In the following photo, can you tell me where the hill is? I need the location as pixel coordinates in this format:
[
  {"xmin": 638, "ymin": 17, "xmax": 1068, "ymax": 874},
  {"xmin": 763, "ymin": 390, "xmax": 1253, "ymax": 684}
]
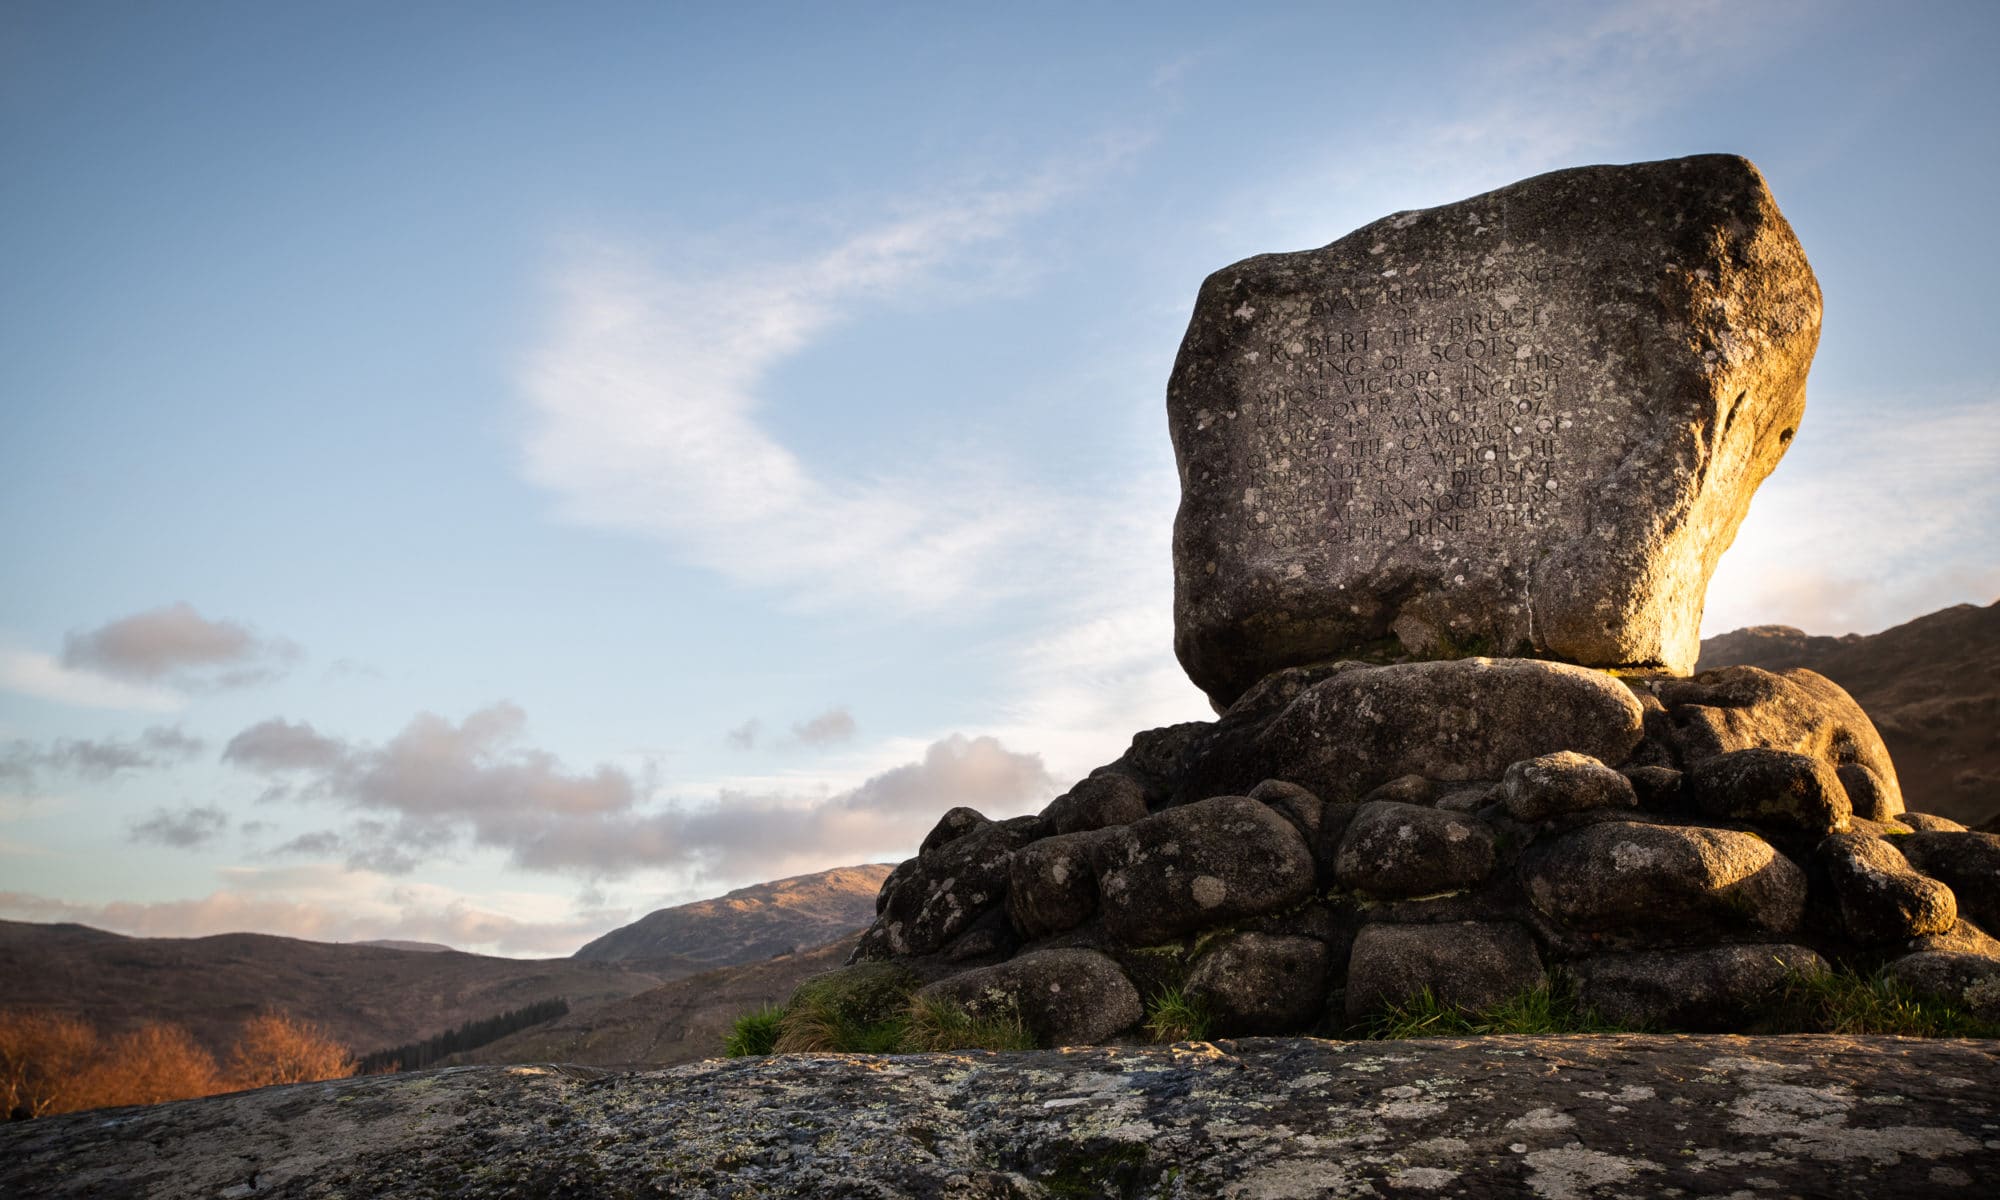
[
  {"xmin": 0, "ymin": 921, "xmax": 661, "ymax": 1060},
  {"xmin": 570, "ymin": 863, "xmax": 891, "ymax": 975},
  {"xmin": 451, "ymin": 935, "xmax": 858, "ymax": 1068},
  {"xmin": 1698, "ymin": 599, "xmax": 2000, "ymax": 826}
]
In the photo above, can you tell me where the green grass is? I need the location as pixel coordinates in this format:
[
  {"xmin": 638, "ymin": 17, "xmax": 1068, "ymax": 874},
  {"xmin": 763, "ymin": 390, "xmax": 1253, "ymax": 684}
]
[
  {"xmin": 722, "ymin": 1005, "xmax": 785, "ymax": 1057},
  {"xmin": 1765, "ymin": 967, "xmax": 2000, "ymax": 1037},
  {"xmin": 898, "ymin": 994, "xmax": 1036, "ymax": 1052},
  {"xmin": 1359, "ymin": 981, "xmax": 1628, "ymax": 1039},
  {"xmin": 1142, "ymin": 987, "xmax": 1212, "ymax": 1043}
]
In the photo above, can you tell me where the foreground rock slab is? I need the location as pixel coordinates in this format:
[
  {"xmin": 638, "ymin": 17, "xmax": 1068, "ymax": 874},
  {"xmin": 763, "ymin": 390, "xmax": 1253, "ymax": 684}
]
[{"xmin": 4, "ymin": 1037, "xmax": 1995, "ymax": 1198}]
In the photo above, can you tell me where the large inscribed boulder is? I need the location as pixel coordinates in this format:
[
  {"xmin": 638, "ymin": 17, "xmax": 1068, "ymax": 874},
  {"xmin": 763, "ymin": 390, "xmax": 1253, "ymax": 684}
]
[{"xmin": 1169, "ymin": 154, "xmax": 1821, "ymax": 706}]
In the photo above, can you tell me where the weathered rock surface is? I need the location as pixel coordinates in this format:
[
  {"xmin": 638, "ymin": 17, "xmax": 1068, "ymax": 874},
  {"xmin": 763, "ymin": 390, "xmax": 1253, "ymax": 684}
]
[
  {"xmin": 1097, "ymin": 796, "xmax": 1315, "ymax": 943},
  {"xmin": 1168, "ymin": 154, "xmax": 1821, "ymax": 706},
  {"xmin": 1502, "ymin": 749, "xmax": 1636, "ymax": 821},
  {"xmin": 1897, "ymin": 831, "xmax": 2000, "ymax": 933},
  {"xmin": 1653, "ymin": 665, "xmax": 1904, "ymax": 815},
  {"xmin": 1574, "ymin": 943, "xmax": 1826, "ymax": 1030},
  {"xmin": 15, "ymin": 1037, "xmax": 1991, "ymax": 1199},
  {"xmin": 917, "ymin": 948, "xmax": 1141, "ymax": 1046},
  {"xmin": 1819, "ymin": 832, "xmax": 1957, "ymax": 945},
  {"xmin": 1689, "ymin": 746, "xmax": 1853, "ymax": 834},
  {"xmin": 1185, "ymin": 931, "xmax": 1329, "ymax": 1034},
  {"xmin": 1343, "ymin": 921, "xmax": 1544, "ymax": 1018},
  {"xmin": 1332, "ymin": 800, "xmax": 1496, "ymax": 897},
  {"xmin": 1239, "ymin": 657, "xmax": 1646, "ymax": 800},
  {"xmin": 1524, "ymin": 821, "xmax": 1806, "ymax": 935}
]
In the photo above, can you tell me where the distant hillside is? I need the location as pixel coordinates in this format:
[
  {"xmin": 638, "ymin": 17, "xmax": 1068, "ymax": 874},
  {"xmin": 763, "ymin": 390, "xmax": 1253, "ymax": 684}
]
[
  {"xmin": 352, "ymin": 939, "xmax": 454, "ymax": 953},
  {"xmin": 1698, "ymin": 599, "xmax": 2000, "ymax": 826},
  {"xmin": 0, "ymin": 921, "xmax": 661, "ymax": 1060},
  {"xmin": 572, "ymin": 864, "xmax": 892, "ymax": 975},
  {"xmin": 453, "ymin": 935, "xmax": 857, "ymax": 1069}
]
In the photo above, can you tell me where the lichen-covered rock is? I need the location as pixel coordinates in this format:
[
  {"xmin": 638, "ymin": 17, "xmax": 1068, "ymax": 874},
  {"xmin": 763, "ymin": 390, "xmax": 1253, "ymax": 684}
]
[
  {"xmin": 1246, "ymin": 777, "xmax": 1324, "ymax": 841},
  {"xmin": 1343, "ymin": 921, "xmax": 1544, "ymax": 1019},
  {"xmin": 6, "ymin": 1037, "xmax": 1997, "ymax": 1199},
  {"xmin": 855, "ymin": 816, "xmax": 1038, "ymax": 959},
  {"xmin": 1501, "ymin": 750, "xmax": 1637, "ymax": 822},
  {"xmin": 1895, "ymin": 831, "xmax": 2000, "ymax": 933},
  {"xmin": 1185, "ymin": 931, "xmax": 1330, "ymax": 1035},
  {"xmin": 1689, "ymin": 746, "xmax": 1853, "ymax": 834},
  {"xmin": 1332, "ymin": 801, "xmax": 1496, "ymax": 898},
  {"xmin": 1818, "ymin": 832, "xmax": 1957, "ymax": 945},
  {"xmin": 1885, "ymin": 951, "xmax": 2000, "ymax": 1020},
  {"xmin": 1245, "ymin": 658, "xmax": 1646, "ymax": 801},
  {"xmin": 1654, "ymin": 666, "xmax": 1902, "ymax": 816},
  {"xmin": 1523, "ymin": 821, "xmax": 1806, "ymax": 935},
  {"xmin": 1621, "ymin": 763, "xmax": 1686, "ymax": 810},
  {"xmin": 919, "ymin": 805, "xmax": 989, "ymax": 855},
  {"xmin": 1005, "ymin": 829, "xmax": 1113, "ymax": 938},
  {"xmin": 916, "ymin": 948, "xmax": 1141, "ymax": 1046},
  {"xmin": 1837, "ymin": 763, "xmax": 1898, "ymax": 823},
  {"xmin": 1091, "ymin": 722, "xmax": 1210, "ymax": 801},
  {"xmin": 1098, "ymin": 796, "xmax": 1315, "ymax": 944},
  {"xmin": 1169, "ymin": 155, "xmax": 1820, "ymax": 707},
  {"xmin": 1900, "ymin": 813, "xmax": 1969, "ymax": 833},
  {"xmin": 1041, "ymin": 772, "xmax": 1149, "ymax": 836},
  {"xmin": 1574, "ymin": 944, "xmax": 1826, "ymax": 1030}
]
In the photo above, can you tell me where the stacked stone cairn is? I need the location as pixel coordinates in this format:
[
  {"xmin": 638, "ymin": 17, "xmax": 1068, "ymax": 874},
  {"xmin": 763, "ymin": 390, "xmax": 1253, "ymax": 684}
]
[{"xmin": 829, "ymin": 155, "xmax": 2000, "ymax": 1044}]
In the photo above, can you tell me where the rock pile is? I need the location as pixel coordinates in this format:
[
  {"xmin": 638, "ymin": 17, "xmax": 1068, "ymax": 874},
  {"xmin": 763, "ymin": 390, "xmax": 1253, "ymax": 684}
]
[
  {"xmin": 826, "ymin": 156, "xmax": 2000, "ymax": 1043},
  {"xmin": 849, "ymin": 657, "xmax": 1999, "ymax": 1040}
]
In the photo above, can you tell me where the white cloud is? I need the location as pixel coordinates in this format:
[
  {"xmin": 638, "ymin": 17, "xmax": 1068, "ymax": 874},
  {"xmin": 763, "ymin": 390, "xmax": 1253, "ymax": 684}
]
[{"xmin": 0, "ymin": 648, "xmax": 186, "ymax": 712}]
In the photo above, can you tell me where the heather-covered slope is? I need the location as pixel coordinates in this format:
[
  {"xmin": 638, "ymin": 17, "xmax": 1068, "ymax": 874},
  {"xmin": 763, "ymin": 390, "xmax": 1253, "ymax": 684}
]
[
  {"xmin": 0, "ymin": 921, "xmax": 660, "ymax": 1059},
  {"xmin": 571, "ymin": 864, "xmax": 891, "ymax": 974}
]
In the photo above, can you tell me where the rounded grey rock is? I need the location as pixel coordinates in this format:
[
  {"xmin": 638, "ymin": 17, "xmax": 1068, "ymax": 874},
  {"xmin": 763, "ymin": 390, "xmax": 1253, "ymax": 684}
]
[
  {"xmin": 1574, "ymin": 944, "xmax": 1826, "ymax": 1031},
  {"xmin": 1098, "ymin": 796, "xmax": 1315, "ymax": 945},
  {"xmin": 1501, "ymin": 750, "xmax": 1637, "ymax": 822},
  {"xmin": 917, "ymin": 947, "xmax": 1142, "ymax": 1047},
  {"xmin": 1343, "ymin": 921, "xmax": 1544, "ymax": 1020},
  {"xmin": 1522, "ymin": 821, "xmax": 1806, "ymax": 935},
  {"xmin": 1186, "ymin": 931, "xmax": 1330, "ymax": 1035},
  {"xmin": 1332, "ymin": 801, "xmax": 1496, "ymax": 898}
]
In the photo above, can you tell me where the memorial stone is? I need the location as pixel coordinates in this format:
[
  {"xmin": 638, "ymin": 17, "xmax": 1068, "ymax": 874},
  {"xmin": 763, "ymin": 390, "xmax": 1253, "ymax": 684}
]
[{"xmin": 1168, "ymin": 154, "xmax": 1821, "ymax": 707}]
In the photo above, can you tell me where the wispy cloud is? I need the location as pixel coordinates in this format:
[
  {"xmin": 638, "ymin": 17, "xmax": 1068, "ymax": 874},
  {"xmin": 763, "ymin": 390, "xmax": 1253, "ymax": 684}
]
[
  {"xmin": 0, "ymin": 725, "xmax": 205, "ymax": 792},
  {"xmin": 789, "ymin": 707, "xmax": 856, "ymax": 748},
  {"xmin": 129, "ymin": 804, "xmax": 230, "ymax": 849},
  {"xmin": 518, "ymin": 150, "xmax": 1156, "ymax": 615},
  {"xmin": 226, "ymin": 703, "xmax": 1053, "ymax": 883}
]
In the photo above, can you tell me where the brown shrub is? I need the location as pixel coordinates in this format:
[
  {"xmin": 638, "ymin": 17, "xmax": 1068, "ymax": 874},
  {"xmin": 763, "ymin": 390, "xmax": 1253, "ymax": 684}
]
[
  {"xmin": 228, "ymin": 1010, "xmax": 356, "ymax": 1088},
  {"xmin": 0, "ymin": 1010, "xmax": 99, "ymax": 1118},
  {"xmin": 75, "ymin": 1022, "xmax": 220, "ymax": 1109}
]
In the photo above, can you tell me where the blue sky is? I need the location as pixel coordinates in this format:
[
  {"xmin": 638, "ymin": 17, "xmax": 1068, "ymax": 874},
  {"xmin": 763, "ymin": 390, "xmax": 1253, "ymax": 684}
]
[{"xmin": 3, "ymin": 1, "xmax": 1995, "ymax": 955}]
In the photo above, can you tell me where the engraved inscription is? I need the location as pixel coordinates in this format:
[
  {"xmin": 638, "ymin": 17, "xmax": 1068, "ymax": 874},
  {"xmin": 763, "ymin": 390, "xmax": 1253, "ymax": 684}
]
[{"xmin": 1243, "ymin": 264, "xmax": 1584, "ymax": 550}]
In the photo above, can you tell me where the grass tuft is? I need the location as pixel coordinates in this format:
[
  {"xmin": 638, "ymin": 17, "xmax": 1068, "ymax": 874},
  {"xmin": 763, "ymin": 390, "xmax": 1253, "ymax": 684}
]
[
  {"xmin": 1360, "ymin": 980, "xmax": 1627, "ymax": 1039},
  {"xmin": 1766, "ymin": 967, "xmax": 2000, "ymax": 1037},
  {"xmin": 1142, "ymin": 987, "xmax": 1212, "ymax": 1043},
  {"xmin": 898, "ymin": 994, "xmax": 1035, "ymax": 1052},
  {"xmin": 722, "ymin": 1005, "xmax": 785, "ymax": 1057}
]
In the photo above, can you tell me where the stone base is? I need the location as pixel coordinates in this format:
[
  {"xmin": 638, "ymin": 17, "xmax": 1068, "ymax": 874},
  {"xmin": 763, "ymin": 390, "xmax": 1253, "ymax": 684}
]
[{"xmin": 845, "ymin": 659, "xmax": 1999, "ymax": 1039}]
